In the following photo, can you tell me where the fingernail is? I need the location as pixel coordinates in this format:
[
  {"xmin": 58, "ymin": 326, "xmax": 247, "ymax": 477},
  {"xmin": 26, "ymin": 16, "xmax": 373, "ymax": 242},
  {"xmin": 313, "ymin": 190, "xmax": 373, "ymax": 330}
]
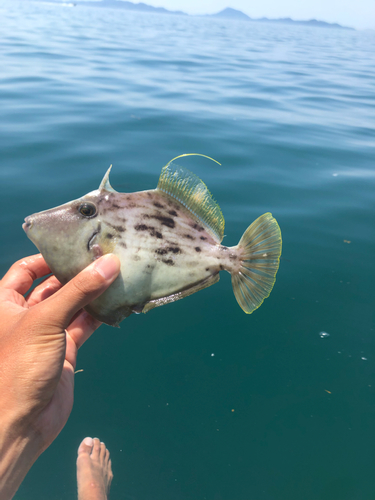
[
  {"xmin": 84, "ymin": 437, "xmax": 93, "ymax": 446},
  {"xmin": 93, "ymin": 254, "xmax": 120, "ymax": 280}
]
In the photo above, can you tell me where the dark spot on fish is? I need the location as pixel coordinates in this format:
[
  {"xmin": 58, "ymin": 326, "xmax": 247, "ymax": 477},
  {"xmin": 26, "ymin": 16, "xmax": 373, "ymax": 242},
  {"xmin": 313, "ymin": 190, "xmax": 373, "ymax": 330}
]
[
  {"xmin": 134, "ymin": 223, "xmax": 163, "ymax": 239},
  {"xmin": 147, "ymin": 192, "xmax": 152, "ymax": 198},
  {"xmin": 229, "ymin": 253, "xmax": 237, "ymax": 261},
  {"xmin": 153, "ymin": 201, "xmax": 165, "ymax": 209},
  {"xmin": 219, "ymin": 264, "xmax": 224, "ymax": 270},
  {"xmin": 168, "ymin": 246, "xmax": 181, "ymax": 254},
  {"xmin": 162, "ymin": 258, "xmax": 174, "ymax": 266},
  {"xmin": 106, "ymin": 233, "xmax": 113, "ymax": 239},
  {"xmin": 184, "ymin": 234, "xmax": 195, "ymax": 240},
  {"xmin": 205, "ymin": 268, "xmax": 209, "ymax": 272},
  {"xmin": 128, "ymin": 202, "xmax": 136, "ymax": 208},
  {"xmin": 149, "ymin": 227, "xmax": 162, "ymax": 239},
  {"xmin": 221, "ymin": 246, "xmax": 229, "ymax": 251},
  {"xmin": 168, "ymin": 210, "xmax": 178, "ymax": 217},
  {"xmin": 145, "ymin": 264, "xmax": 154, "ymax": 274},
  {"xmin": 200, "ymin": 236, "xmax": 207, "ymax": 241},
  {"xmin": 126, "ymin": 196, "xmax": 131, "ymax": 200},
  {"xmin": 135, "ymin": 224, "xmax": 148, "ymax": 231},
  {"xmin": 192, "ymin": 223, "xmax": 204, "ymax": 232},
  {"xmin": 195, "ymin": 247, "xmax": 201, "ymax": 252},
  {"xmin": 119, "ymin": 241, "xmax": 127, "ymax": 248},
  {"xmin": 133, "ymin": 255, "xmax": 141, "ymax": 261},
  {"xmin": 151, "ymin": 215, "xmax": 175, "ymax": 228},
  {"xmin": 112, "ymin": 203, "xmax": 121, "ymax": 209},
  {"xmin": 108, "ymin": 223, "xmax": 125, "ymax": 232},
  {"xmin": 156, "ymin": 246, "xmax": 181, "ymax": 255}
]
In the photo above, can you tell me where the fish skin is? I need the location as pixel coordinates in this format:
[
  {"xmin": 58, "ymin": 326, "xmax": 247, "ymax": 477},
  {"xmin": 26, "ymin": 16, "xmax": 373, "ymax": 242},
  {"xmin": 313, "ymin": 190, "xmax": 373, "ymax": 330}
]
[{"xmin": 23, "ymin": 186, "xmax": 240, "ymax": 326}]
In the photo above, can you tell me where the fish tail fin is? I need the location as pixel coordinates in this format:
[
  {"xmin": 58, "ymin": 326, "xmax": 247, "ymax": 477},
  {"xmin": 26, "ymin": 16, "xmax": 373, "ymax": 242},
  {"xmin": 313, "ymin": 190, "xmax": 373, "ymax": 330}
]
[{"xmin": 231, "ymin": 213, "xmax": 282, "ymax": 314}]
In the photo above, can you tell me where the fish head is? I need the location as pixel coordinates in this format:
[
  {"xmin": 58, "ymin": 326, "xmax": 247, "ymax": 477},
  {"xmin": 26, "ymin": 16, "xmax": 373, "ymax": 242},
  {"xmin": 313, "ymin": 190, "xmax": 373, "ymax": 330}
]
[{"xmin": 23, "ymin": 168, "xmax": 118, "ymax": 285}]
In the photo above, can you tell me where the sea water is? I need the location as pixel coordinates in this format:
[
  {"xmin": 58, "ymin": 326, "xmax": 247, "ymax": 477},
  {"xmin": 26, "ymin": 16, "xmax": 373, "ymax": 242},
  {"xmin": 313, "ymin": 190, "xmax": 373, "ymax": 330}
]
[{"xmin": 1, "ymin": 1, "xmax": 374, "ymax": 499}]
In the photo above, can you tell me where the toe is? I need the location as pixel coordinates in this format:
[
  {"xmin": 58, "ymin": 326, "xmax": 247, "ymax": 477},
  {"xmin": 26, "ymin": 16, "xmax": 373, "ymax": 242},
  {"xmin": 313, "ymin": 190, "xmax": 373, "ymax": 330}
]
[
  {"xmin": 91, "ymin": 437, "xmax": 101, "ymax": 460},
  {"xmin": 104, "ymin": 448, "xmax": 110, "ymax": 466},
  {"xmin": 108, "ymin": 459, "xmax": 114, "ymax": 488},
  {"xmin": 99, "ymin": 441, "xmax": 106, "ymax": 463},
  {"xmin": 77, "ymin": 437, "xmax": 94, "ymax": 457}
]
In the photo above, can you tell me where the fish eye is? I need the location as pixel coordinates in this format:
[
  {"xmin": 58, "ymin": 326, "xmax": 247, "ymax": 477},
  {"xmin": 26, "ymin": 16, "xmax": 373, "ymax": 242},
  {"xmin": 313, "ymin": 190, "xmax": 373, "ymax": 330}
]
[{"xmin": 79, "ymin": 203, "xmax": 97, "ymax": 218}]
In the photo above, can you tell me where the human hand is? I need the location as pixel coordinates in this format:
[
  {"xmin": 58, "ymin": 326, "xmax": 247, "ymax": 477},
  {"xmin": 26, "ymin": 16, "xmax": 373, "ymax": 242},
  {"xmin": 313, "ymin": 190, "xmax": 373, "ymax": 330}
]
[{"xmin": 0, "ymin": 253, "xmax": 120, "ymax": 499}]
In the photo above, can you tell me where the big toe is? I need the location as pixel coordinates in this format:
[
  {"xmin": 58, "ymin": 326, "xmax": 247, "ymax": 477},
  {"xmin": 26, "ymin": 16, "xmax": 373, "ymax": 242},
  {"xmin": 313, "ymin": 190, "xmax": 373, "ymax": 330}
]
[{"xmin": 77, "ymin": 437, "xmax": 94, "ymax": 457}]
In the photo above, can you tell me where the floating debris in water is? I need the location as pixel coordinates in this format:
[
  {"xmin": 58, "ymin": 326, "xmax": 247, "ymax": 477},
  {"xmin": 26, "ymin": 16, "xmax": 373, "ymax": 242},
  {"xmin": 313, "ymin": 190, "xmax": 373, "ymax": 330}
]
[
  {"xmin": 361, "ymin": 357, "xmax": 367, "ymax": 361},
  {"xmin": 319, "ymin": 331, "xmax": 330, "ymax": 338}
]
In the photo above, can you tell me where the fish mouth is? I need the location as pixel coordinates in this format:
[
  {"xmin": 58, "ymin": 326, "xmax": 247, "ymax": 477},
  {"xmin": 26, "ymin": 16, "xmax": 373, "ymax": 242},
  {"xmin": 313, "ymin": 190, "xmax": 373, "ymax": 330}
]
[{"xmin": 23, "ymin": 217, "xmax": 33, "ymax": 232}]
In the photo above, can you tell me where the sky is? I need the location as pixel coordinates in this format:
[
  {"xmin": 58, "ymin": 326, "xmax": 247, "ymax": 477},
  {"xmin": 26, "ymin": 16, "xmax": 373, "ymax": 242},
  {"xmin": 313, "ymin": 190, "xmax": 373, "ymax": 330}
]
[{"xmin": 121, "ymin": 0, "xmax": 375, "ymax": 30}]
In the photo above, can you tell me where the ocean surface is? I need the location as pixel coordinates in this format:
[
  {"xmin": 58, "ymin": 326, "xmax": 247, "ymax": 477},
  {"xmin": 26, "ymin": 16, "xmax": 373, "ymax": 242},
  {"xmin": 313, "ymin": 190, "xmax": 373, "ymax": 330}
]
[{"xmin": 1, "ymin": 2, "xmax": 375, "ymax": 499}]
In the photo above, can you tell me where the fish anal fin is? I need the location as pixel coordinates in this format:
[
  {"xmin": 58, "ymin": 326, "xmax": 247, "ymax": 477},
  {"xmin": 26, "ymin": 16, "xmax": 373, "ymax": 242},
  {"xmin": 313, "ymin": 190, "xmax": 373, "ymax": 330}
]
[
  {"xmin": 142, "ymin": 273, "xmax": 220, "ymax": 313},
  {"xmin": 156, "ymin": 156, "xmax": 225, "ymax": 243}
]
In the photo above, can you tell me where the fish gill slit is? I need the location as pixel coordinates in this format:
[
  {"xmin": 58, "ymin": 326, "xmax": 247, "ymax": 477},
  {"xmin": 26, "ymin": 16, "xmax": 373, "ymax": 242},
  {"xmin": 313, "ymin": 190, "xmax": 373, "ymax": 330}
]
[{"xmin": 87, "ymin": 230, "xmax": 100, "ymax": 251}]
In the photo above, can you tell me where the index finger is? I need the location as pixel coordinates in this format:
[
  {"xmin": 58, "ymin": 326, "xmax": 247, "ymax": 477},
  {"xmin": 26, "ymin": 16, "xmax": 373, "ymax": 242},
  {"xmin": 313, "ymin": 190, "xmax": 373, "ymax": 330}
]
[{"xmin": 0, "ymin": 254, "xmax": 52, "ymax": 295}]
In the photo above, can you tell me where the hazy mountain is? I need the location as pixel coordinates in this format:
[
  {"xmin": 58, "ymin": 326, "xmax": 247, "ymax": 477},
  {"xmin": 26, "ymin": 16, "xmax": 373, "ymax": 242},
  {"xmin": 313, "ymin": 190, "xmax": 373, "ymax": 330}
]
[
  {"xmin": 76, "ymin": 0, "xmax": 186, "ymax": 15},
  {"xmin": 210, "ymin": 7, "xmax": 353, "ymax": 30},
  {"xmin": 255, "ymin": 16, "xmax": 353, "ymax": 30},
  {"xmin": 210, "ymin": 7, "xmax": 250, "ymax": 21},
  {"xmin": 28, "ymin": 0, "xmax": 354, "ymax": 30}
]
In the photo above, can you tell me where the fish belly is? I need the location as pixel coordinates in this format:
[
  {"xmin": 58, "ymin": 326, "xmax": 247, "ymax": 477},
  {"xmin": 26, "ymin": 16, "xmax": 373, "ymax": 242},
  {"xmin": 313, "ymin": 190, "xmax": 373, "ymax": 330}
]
[{"xmin": 115, "ymin": 226, "xmax": 220, "ymax": 306}]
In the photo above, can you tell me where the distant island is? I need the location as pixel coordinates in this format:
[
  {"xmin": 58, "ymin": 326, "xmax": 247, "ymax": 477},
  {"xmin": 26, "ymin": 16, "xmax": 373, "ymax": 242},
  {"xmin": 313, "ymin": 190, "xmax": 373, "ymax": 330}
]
[
  {"xmin": 30, "ymin": 0, "xmax": 355, "ymax": 30},
  {"xmin": 211, "ymin": 7, "xmax": 354, "ymax": 30}
]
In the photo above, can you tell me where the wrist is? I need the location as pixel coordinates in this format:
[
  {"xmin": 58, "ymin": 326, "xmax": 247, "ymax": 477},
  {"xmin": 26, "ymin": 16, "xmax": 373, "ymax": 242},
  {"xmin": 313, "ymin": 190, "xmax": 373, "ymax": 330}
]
[{"xmin": 0, "ymin": 414, "xmax": 42, "ymax": 500}]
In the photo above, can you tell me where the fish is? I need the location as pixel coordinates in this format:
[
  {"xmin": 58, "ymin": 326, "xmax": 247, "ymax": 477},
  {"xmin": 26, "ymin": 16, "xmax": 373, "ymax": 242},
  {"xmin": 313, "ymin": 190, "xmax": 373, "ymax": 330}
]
[{"xmin": 23, "ymin": 155, "xmax": 282, "ymax": 327}]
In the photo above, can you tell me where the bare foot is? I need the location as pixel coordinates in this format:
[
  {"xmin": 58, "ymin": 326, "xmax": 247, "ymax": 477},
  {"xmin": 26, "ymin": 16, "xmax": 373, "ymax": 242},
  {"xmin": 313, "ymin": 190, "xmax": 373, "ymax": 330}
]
[{"xmin": 76, "ymin": 437, "xmax": 113, "ymax": 500}]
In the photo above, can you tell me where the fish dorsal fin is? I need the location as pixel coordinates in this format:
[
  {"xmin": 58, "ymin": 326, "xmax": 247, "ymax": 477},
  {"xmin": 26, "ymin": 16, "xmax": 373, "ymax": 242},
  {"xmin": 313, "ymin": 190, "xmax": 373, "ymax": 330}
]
[
  {"xmin": 157, "ymin": 155, "xmax": 225, "ymax": 243},
  {"xmin": 99, "ymin": 165, "xmax": 117, "ymax": 193}
]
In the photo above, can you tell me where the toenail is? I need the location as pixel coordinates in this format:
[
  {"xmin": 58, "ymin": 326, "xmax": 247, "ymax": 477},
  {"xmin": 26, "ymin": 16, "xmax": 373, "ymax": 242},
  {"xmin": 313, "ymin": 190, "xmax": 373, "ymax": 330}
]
[{"xmin": 83, "ymin": 437, "xmax": 93, "ymax": 446}]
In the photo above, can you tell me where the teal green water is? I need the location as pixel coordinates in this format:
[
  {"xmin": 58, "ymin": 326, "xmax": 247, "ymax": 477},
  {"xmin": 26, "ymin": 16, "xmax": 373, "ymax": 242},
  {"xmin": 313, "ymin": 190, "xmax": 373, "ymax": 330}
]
[{"xmin": 1, "ymin": 1, "xmax": 375, "ymax": 499}]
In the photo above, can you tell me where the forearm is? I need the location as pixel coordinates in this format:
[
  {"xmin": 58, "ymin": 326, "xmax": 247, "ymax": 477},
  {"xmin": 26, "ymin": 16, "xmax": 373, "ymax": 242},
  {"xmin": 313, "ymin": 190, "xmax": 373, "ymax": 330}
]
[{"xmin": 0, "ymin": 416, "xmax": 41, "ymax": 500}]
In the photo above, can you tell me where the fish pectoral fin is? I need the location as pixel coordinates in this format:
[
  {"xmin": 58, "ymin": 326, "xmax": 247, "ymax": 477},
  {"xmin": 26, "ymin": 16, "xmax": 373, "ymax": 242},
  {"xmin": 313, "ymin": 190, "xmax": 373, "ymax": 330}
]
[{"xmin": 142, "ymin": 273, "xmax": 220, "ymax": 314}]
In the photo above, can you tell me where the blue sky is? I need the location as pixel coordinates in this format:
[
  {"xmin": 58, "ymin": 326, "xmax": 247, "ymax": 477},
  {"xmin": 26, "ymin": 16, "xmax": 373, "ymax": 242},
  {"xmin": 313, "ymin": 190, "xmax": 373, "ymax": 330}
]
[{"xmin": 126, "ymin": 0, "xmax": 374, "ymax": 30}]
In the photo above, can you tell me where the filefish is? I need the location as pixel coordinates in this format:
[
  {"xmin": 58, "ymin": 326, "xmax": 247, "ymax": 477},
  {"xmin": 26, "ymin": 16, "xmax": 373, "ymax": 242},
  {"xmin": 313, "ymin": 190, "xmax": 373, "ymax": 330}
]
[{"xmin": 23, "ymin": 155, "xmax": 282, "ymax": 326}]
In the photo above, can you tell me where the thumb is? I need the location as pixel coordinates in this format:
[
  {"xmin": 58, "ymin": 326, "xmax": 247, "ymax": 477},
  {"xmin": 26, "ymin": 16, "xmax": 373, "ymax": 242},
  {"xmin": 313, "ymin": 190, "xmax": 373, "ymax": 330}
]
[{"xmin": 39, "ymin": 254, "xmax": 121, "ymax": 329}]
